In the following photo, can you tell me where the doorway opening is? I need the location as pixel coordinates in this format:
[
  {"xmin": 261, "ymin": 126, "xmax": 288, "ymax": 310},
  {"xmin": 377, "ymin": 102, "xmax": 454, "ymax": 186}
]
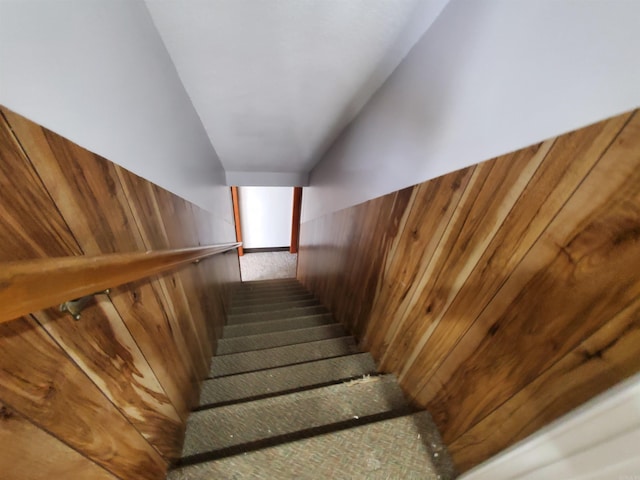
[{"xmin": 231, "ymin": 186, "xmax": 302, "ymax": 281}]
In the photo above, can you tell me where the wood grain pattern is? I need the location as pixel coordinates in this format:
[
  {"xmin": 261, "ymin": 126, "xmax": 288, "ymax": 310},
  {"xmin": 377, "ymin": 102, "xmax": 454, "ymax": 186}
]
[
  {"xmin": 0, "ymin": 243, "xmax": 240, "ymax": 326},
  {"xmin": 0, "ymin": 111, "xmax": 81, "ymax": 260},
  {"xmin": 34, "ymin": 297, "xmax": 185, "ymax": 459},
  {"xmin": 297, "ymin": 109, "xmax": 640, "ymax": 472},
  {"xmin": 290, "ymin": 187, "xmax": 302, "ymax": 254},
  {"xmin": 448, "ymin": 295, "xmax": 640, "ymax": 471},
  {"xmin": 0, "ymin": 317, "xmax": 167, "ymax": 479},
  {"xmin": 0, "ymin": 401, "xmax": 117, "ymax": 480},
  {"xmin": 0, "ymin": 106, "xmax": 240, "ymax": 477}
]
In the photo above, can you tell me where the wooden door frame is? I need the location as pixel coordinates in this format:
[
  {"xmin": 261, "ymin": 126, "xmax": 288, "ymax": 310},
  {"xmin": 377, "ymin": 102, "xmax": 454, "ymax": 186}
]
[
  {"xmin": 230, "ymin": 186, "xmax": 244, "ymax": 256},
  {"xmin": 290, "ymin": 187, "xmax": 302, "ymax": 254}
]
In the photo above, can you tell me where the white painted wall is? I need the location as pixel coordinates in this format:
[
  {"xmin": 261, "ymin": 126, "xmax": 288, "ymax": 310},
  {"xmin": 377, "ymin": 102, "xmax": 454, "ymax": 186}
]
[
  {"xmin": 461, "ymin": 373, "xmax": 640, "ymax": 480},
  {"xmin": 303, "ymin": 0, "xmax": 640, "ymax": 221},
  {"xmin": 145, "ymin": 0, "xmax": 449, "ymax": 187},
  {"xmin": 239, "ymin": 187, "xmax": 293, "ymax": 249},
  {"xmin": 0, "ymin": 0, "xmax": 231, "ymax": 225}
]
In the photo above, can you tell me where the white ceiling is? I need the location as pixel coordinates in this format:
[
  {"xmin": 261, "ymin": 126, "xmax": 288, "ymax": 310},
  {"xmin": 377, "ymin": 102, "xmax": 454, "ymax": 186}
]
[{"xmin": 144, "ymin": 0, "xmax": 442, "ymax": 185}]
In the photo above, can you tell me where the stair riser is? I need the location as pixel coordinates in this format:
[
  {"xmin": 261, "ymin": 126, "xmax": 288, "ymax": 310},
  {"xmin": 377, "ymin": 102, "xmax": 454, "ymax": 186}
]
[
  {"xmin": 230, "ymin": 298, "xmax": 320, "ymax": 315},
  {"xmin": 237, "ymin": 278, "xmax": 300, "ymax": 286},
  {"xmin": 222, "ymin": 314, "xmax": 333, "ymax": 338},
  {"xmin": 226, "ymin": 305, "xmax": 328, "ymax": 325},
  {"xmin": 232, "ymin": 288, "xmax": 309, "ymax": 303},
  {"xmin": 217, "ymin": 323, "xmax": 346, "ymax": 355},
  {"xmin": 199, "ymin": 353, "xmax": 376, "ymax": 406},
  {"xmin": 231, "ymin": 292, "xmax": 313, "ymax": 307},
  {"xmin": 209, "ymin": 337, "xmax": 359, "ymax": 377},
  {"xmin": 183, "ymin": 376, "xmax": 407, "ymax": 456},
  {"xmin": 234, "ymin": 281, "xmax": 301, "ymax": 293}
]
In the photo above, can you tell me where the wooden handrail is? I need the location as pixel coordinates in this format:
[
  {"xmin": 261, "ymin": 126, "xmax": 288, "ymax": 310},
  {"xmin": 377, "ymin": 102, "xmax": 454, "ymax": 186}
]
[{"xmin": 0, "ymin": 243, "xmax": 241, "ymax": 324}]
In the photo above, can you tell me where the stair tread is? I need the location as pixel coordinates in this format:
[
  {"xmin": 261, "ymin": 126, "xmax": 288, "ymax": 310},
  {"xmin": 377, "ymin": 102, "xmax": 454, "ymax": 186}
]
[
  {"xmin": 183, "ymin": 375, "xmax": 407, "ymax": 457},
  {"xmin": 199, "ymin": 353, "xmax": 376, "ymax": 406},
  {"xmin": 210, "ymin": 336, "xmax": 359, "ymax": 377},
  {"xmin": 217, "ymin": 323, "xmax": 346, "ymax": 354},
  {"xmin": 169, "ymin": 411, "xmax": 456, "ymax": 480},
  {"xmin": 226, "ymin": 305, "xmax": 328, "ymax": 325},
  {"xmin": 230, "ymin": 298, "xmax": 320, "ymax": 315},
  {"xmin": 223, "ymin": 313, "xmax": 334, "ymax": 338},
  {"xmin": 231, "ymin": 292, "xmax": 314, "ymax": 307}
]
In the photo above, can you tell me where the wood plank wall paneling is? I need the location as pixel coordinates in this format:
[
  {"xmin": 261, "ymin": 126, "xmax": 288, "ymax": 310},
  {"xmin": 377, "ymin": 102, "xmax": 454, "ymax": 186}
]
[
  {"xmin": 0, "ymin": 401, "xmax": 118, "ymax": 480},
  {"xmin": 0, "ymin": 107, "xmax": 240, "ymax": 478},
  {"xmin": 297, "ymin": 109, "xmax": 640, "ymax": 472}
]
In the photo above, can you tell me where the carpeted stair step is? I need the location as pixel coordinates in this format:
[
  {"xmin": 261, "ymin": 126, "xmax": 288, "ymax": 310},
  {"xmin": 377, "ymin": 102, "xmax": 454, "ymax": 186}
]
[
  {"xmin": 226, "ymin": 304, "xmax": 329, "ymax": 326},
  {"xmin": 233, "ymin": 279, "xmax": 302, "ymax": 295},
  {"xmin": 231, "ymin": 291, "xmax": 314, "ymax": 308},
  {"xmin": 181, "ymin": 375, "xmax": 409, "ymax": 459},
  {"xmin": 210, "ymin": 336, "xmax": 360, "ymax": 377},
  {"xmin": 198, "ymin": 353, "xmax": 377, "ymax": 406},
  {"xmin": 217, "ymin": 323, "xmax": 346, "ymax": 354},
  {"xmin": 232, "ymin": 287, "xmax": 310, "ymax": 303},
  {"xmin": 230, "ymin": 298, "xmax": 320, "ymax": 315},
  {"xmin": 222, "ymin": 313, "xmax": 334, "ymax": 338},
  {"xmin": 168, "ymin": 411, "xmax": 456, "ymax": 480}
]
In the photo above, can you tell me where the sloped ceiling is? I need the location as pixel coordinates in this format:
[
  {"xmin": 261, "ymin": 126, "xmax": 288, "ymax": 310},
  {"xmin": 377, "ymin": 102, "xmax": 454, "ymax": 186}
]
[{"xmin": 145, "ymin": 0, "xmax": 449, "ymax": 185}]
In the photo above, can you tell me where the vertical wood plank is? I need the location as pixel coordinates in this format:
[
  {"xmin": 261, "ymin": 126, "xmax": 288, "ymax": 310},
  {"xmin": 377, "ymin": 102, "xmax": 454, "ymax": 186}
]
[
  {"xmin": 297, "ymin": 108, "xmax": 640, "ymax": 472},
  {"xmin": 401, "ymin": 112, "xmax": 632, "ymax": 400},
  {"xmin": 3, "ymin": 109, "xmax": 202, "ymax": 414},
  {"xmin": 0, "ymin": 111, "xmax": 81, "ymax": 259},
  {"xmin": 419, "ymin": 112, "xmax": 640, "ymax": 442},
  {"xmin": 0, "ymin": 402, "xmax": 118, "ymax": 480},
  {"xmin": 115, "ymin": 166, "xmax": 212, "ymax": 375},
  {"xmin": 0, "ymin": 317, "xmax": 167, "ymax": 480},
  {"xmin": 34, "ymin": 297, "xmax": 185, "ymax": 459},
  {"xmin": 448, "ymin": 296, "xmax": 640, "ymax": 470}
]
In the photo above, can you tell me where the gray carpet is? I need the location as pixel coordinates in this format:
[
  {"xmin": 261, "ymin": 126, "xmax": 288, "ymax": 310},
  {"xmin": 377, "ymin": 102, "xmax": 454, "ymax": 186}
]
[
  {"xmin": 169, "ymin": 278, "xmax": 456, "ymax": 479},
  {"xmin": 170, "ymin": 412, "xmax": 455, "ymax": 480},
  {"xmin": 239, "ymin": 251, "xmax": 297, "ymax": 281}
]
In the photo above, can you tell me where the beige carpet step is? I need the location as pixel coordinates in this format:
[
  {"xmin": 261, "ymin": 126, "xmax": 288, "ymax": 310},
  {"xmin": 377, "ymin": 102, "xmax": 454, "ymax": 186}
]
[
  {"xmin": 233, "ymin": 282, "xmax": 308, "ymax": 297},
  {"xmin": 217, "ymin": 323, "xmax": 346, "ymax": 354},
  {"xmin": 232, "ymin": 289, "xmax": 310, "ymax": 305},
  {"xmin": 198, "ymin": 353, "xmax": 376, "ymax": 407},
  {"xmin": 226, "ymin": 304, "xmax": 328, "ymax": 326},
  {"xmin": 222, "ymin": 313, "xmax": 334, "ymax": 338},
  {"xmin": 231, "ymin": 291, "xmax": 314, "ymax": 307},
  {"xmin": 168, "ymin": 411, "xmax": 456, "ymax": 480},
  {"xmin": 182, "ymin": 375, "xmax": 408, "ymax": 458},
  {"xmin": 210, "ymin": 337, "xmax": 360, "ymax": 377},
  {"xmin": 230, "ymin": 298, "xmax": 320, "ymax": 315}
]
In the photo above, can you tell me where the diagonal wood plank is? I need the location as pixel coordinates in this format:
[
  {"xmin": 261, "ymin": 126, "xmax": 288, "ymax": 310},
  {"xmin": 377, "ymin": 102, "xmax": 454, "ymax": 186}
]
[
  {"xmin": 0, "ymin": 317, "xmax": 167, "ymax": 479},
  {"xmin": 448, "ymin": 295, "xmax": 640, "ymax": 471},
  {"xmin": 418, "ymin": 112, "xmax": 640, "ymax": 442},
  {"xmin": 0, "ymin": 401, "xmax": 118, "ymax": 480},
  {"xmin": 401, "ymin": 112, "xmax": 633, "ymax": 393}
]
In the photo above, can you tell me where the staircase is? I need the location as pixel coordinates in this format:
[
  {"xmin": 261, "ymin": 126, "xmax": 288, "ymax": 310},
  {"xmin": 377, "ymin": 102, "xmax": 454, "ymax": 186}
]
[{"xmin": 168, "ymin": 278, "xmax": 456, "ymax": 479}]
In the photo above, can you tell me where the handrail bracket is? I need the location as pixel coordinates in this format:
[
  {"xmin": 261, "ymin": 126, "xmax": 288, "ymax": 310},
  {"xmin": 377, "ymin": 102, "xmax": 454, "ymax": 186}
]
[{"xmin": 60, "ymin": 289, "xmax": 110, "ymax": 320}]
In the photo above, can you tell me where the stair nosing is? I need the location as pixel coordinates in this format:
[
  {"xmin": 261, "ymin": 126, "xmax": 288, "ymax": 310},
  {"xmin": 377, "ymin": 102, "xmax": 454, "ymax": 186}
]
[{"xmin": 196, "ymin": 370, "xmax": 383, "ymax": 410}]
